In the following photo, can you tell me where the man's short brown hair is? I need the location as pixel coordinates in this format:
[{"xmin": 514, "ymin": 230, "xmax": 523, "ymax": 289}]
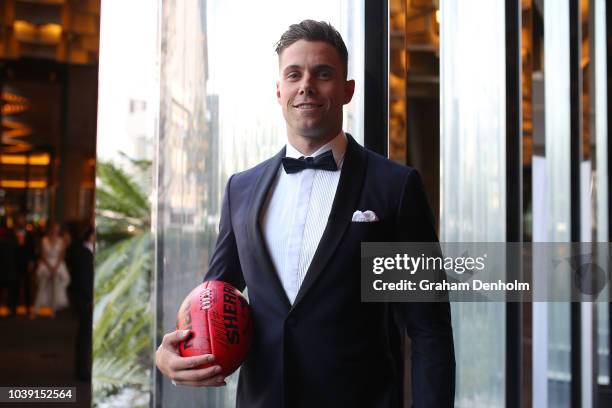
[{"xmin": 275, "ymin": 20, "xmax": 349, "ymax": 78}]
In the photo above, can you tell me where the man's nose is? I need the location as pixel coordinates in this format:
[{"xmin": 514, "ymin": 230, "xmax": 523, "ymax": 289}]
[
  {"xmin": 298, "ymin": 75, "xmax": 315, "ymax": 95},
  {"xmin": 299, "ymin": 88, "xmax": 315, "ymax": 96}
]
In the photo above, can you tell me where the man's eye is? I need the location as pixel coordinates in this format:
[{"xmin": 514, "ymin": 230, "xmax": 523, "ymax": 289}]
[
  {"xmin": 318, "ymin": 71, "xmax": 331, "ymax": 79},
  {"xmin": 287, "ymin": 72, "xmax": 300, "ymax": 80}
]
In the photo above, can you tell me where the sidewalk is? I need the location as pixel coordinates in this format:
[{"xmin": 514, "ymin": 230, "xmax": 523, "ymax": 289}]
[{"xmin": 0, "ymin": 310, "xmax": 91, "ymax": 407}]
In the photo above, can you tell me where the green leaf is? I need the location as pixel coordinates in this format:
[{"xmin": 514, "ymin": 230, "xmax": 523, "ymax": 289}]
[{"xmin": 93, "ymin": 158, "xmax": 153, "ymax": 405}]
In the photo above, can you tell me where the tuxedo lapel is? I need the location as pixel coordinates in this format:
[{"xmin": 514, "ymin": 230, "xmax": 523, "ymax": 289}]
[
  {"xmin": 291, "ymin": 134, "xmax": 368, "ymax": 309},
  {"xmin": 246, "ymin": 147, "xmax": 292, "ymax": 310}
]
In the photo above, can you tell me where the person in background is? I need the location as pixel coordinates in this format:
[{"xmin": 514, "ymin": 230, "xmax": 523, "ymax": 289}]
[
  {"xmin": 32, "ymin": 221, "xmax": 71, "ymax": 318},
  {"xmin": 12, "ymin": 214, "xmax": 35, "ymax": 315},
  {"xmin": 0, "ymin": 219, "xmax": 17, "ymax": 317},
  {"xmin": 70, "ymin": 225, "xmax": 95, "ymax": 380}
]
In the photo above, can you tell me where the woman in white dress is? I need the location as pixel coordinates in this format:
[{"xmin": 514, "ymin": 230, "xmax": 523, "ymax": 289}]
[{"xmin": 32, "ymin": 222, "xmax": 70, "ymax": 317}]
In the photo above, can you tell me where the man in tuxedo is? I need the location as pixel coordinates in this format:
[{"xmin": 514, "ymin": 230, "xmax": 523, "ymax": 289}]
[
  {"xmin": 12, "ymin": 214, "xmax": 35, "ymax": 315},
  {"xmin": 0, "ymin": 220, "xmax": 17, "ymax": 317},
  {"xmin": 156, "ymin": 20, "xmax": 455, "ymax": 407},
  {"xmin": 70, "ymin": 226, "xmax": 95, "ymax": 380}
]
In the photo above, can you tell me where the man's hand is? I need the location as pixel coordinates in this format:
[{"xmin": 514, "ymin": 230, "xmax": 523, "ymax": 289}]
[{"xmin": 156, "ymin": 329, "xmax": 226, "ymax": 387}]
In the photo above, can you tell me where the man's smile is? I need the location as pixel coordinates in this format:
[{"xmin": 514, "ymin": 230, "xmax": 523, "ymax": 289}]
[{"xmin": 292, "ymin": 102, "xmax": 324, "ymax": 110}]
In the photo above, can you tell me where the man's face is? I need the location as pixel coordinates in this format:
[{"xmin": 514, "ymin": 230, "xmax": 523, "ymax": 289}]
[{"xmin": 277, "ymin": 40, "xmax": 355, "ymax": 140}]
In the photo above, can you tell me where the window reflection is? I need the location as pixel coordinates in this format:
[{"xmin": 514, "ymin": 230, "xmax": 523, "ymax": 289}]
[
  {"xmin": 94, "ymin": 0, "xmax": 158, "ymax": 406},
  {"xmin": 542, "ymin": 2, "xmax": 571, "ymax": 406},
  {"xmin": 440, "ymin": 1, "xmax": 506, "ymax": 406},
  {"xmin": 593, "ymin": 0, "xmax": 609, "ymax": 387}
]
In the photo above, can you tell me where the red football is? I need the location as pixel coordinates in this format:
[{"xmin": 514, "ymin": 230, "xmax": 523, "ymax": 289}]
[{"xmin": 176, "ymin": 280, "xmax": 253, "ymax": 377}]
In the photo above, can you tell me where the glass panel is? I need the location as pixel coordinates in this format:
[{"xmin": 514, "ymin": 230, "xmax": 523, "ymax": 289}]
[
  {"xmin": 440, "ymin": 0, "xmax": 506, "ymax": 406},
  {"xmin": 389, "ymin": 0, "xmax": 408, "ymax": 163},
  {"xmin": 544, "ymin": 0, "xmax": 571, "ymax": 244},
  {"xmin": 521, "ymin": 3, "xmax": 537, "ymax": 403},
  {"xmin": 593, "ymin": 0, "xmax": 609, "ymax": 386},
  {"xmin": 389, "ymin": 0, "xmax": 441, "ymax": 220},
  {"xmin": 93, "ymin": 0, "xmax": 158, "ymax": 406},
  {"xmin": 544, "ymin": 0, "xmax": 572, "ymax": 403},
  {"xmin": 533, "ymin": 1, "xmax": 572, "ymax": 407},
  {"xmin": 597, "ymin": 302, "xmax": 610, "ymax": 384},
  {"xmin": 593, "ymin": 0, "xmax": 608, "ymax": 244},
  {"xmin": 154, "ymin": 1, "xmax": 364, "ymax": 407}
]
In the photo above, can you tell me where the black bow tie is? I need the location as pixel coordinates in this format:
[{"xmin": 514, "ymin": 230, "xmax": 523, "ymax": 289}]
[{"xmin": 281, "ymin": 150, "xmax": 338, "ymax": 174}]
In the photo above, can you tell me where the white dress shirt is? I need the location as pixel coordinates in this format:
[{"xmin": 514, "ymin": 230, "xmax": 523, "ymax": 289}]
[{"xmin": 261, "ymin": 132, "xmax": 347, "ymax": 304}]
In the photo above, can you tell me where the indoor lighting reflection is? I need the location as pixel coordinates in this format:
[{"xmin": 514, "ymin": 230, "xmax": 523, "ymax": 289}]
[
  {"xmin": 0, "ymin": 154, "xmax": 50, "ymax": 165},
  {"xmin": 13, "ymin": 20, "xmax": 36, "ymax": 41},
  {"xmin": 0, "ymin": 180, "xmax": 47, "ymax": 189},
  {"xmin": 39, "ymin": 23, "xmax": 63, "ymax": 43},
  {"xmin": 13, "ymin": 20, "xmax": 62, "ymax": 44}
]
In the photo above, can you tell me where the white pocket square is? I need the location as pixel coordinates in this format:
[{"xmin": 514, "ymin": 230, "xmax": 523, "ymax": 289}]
[{"xmin": 351, "ymin": 210, "xmax": 379, "ymax": 222}]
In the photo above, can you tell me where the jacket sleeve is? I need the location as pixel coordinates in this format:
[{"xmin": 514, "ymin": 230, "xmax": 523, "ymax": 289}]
[
  {"xmin": 203, "ymin": 175, "xmax": 246, "ymax": 292},
  {"xmin": 394, "ymin": 169, "xmax": 456, "ymax": 408}
]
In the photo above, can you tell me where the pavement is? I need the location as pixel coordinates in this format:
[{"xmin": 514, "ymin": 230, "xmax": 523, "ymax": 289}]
[{"xmin": 0, "ymin": 309, "xmax": 91, "ymax": 407}]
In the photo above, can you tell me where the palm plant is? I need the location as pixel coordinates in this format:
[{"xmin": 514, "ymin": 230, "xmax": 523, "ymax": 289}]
[{"xmin": 93, "ymin": 157, "xmax": 153, "ymax": 407}]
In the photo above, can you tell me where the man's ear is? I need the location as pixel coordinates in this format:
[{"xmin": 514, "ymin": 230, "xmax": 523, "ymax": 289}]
[
  {"xmin": 343, "ymin": 79, "xmax": 355, "ymax": 104},
  {"xmin": 276, "ymin": 81, "xmax": 281, "ymax": 104}
]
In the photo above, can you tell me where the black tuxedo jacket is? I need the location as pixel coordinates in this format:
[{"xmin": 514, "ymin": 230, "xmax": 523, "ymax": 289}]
[
  {"xmin": 204, "ymin": 135, "xmax": 455, "ymax": 407},
  {"xmin": 70, "ymin": 244, "xmax": 94, "ymax": 312}
]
